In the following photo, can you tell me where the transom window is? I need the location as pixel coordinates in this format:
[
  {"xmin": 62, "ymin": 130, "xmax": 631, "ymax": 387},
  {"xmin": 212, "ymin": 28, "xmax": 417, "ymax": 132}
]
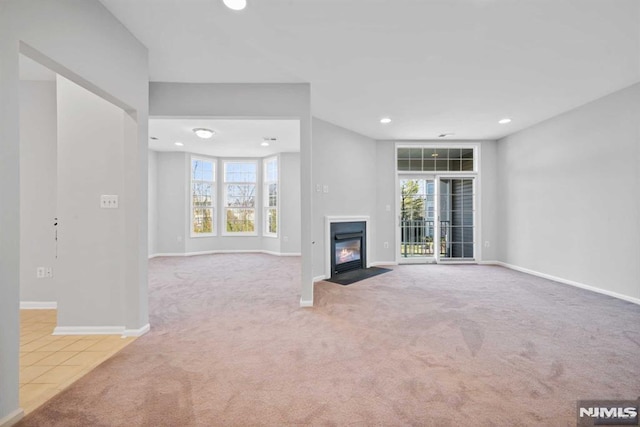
[
  {"xmin": 263, "ymin": 157, "xmax": 278, "ymax": 237},
  {"xmin": 397, "ymin": 147, "xmax": 474, "ymax": 172},
  {"xmin": 224, "ymin": 161, "xmax": 257, "ymax": 234},
  {"xmin": 191, "ymin": 158, "xmax": 215, "ymax": 236}
]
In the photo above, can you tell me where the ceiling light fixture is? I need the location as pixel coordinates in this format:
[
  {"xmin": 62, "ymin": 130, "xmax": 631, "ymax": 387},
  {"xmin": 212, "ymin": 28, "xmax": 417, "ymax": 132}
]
[
  {"xmin": 174, "ymin": 142, "xmax": 184, "ymax": 147},
  {"xmin": 262, "ymin": 137, "xmax": 276, "ymax": 147},
  {"xmin": 223, "ymin": 0, "xmax": 247, "ymax": 11},
  {"xmin": 193, "ymin": 128, "xmax": 215, "ymax": 139},
  {"xmin": 498, "ymin": 118, "xmax": 512, "ymax": 124},
  {"xmin": 150, "ymin": 136, "xmax": 159, "ymax": 140},
  {"xmin": 380, "ymin": 117, "xmax": 392, "ymax": 124},
  {"xmin": 438, "ymin": 133, "xmax": 455, "ymax": 138}
]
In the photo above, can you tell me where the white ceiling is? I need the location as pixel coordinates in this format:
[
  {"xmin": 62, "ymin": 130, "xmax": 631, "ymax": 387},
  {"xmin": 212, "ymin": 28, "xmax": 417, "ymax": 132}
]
[
  {"xmin": 89, "ymin": 1, "xmax": 640, "ymax": 140},
  {"xmin": 149, "ymin": 118, "xmax": 300, "ymax": 157}
]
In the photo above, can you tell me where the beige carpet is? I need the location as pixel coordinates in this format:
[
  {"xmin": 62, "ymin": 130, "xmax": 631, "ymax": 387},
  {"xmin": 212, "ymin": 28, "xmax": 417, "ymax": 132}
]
[{"xmin": 18, "ymin": 254, "xmax": 640, "ymax": 426}]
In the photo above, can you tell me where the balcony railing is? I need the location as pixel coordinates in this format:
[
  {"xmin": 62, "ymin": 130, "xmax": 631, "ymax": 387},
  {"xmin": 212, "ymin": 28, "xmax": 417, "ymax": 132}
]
[{"xmin": 400, "ymin": 219, "xmax": 450, "ymax": 257}]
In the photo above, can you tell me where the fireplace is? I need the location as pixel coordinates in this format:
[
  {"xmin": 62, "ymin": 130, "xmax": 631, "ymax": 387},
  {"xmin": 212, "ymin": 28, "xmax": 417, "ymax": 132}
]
[{"xmin": 330, "ymin": 221, "xmax": 366, "ymax": 276}]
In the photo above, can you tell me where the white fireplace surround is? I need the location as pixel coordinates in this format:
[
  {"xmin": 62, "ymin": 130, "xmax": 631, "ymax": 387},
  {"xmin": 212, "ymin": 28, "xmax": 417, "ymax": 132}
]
[{"xmin": 325, "ymin": 215, "xmax": 370, "ymax": 279}]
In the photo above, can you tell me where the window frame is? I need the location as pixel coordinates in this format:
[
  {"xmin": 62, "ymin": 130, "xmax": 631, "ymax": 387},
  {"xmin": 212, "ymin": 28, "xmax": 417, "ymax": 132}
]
[
  {"xmin": 190, "ymin": 156, "xmax": 217, "ymax": 238},
  {"xmin": 263, "ymin": 156, "xmax": 279, "ymax": 238},
  {"xmin": 222, "ymin": 160, "xmax": 258, "ymax": 236}
]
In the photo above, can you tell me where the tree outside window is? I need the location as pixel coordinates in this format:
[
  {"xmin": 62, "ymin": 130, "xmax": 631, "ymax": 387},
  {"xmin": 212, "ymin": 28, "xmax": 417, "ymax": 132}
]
[
  {"xmin": 224, "ymin": 162, "xmax": 257, "ymax": 234},
  {"xmin": 191, "ymin": 158, "xmax": 215, "ymax": 235}
]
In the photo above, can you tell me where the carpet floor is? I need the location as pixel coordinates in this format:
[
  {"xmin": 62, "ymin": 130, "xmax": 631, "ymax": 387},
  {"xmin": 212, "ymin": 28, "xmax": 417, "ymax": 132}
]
[{"xmin": 18, "ymin": 254, "xmax": 640, "ymax": 426}]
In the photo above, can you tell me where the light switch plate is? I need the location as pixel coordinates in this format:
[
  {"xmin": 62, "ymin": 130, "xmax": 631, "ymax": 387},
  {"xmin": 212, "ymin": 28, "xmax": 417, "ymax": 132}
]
[{"xmin": 100, "ymin": 195, "xmax": 119, "ymax": 209}]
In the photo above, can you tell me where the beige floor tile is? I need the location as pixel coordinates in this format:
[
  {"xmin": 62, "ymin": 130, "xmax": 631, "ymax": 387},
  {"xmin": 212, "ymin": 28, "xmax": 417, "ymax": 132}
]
[
  {"xmin": 20, "ymin": 341, "xmax": 49, "ymax": 352},
  {"xmin": 35, "ymin": 340, "xmax": 77, "ymax": 352},
  {"xmin": 20, "ymin": 352, "xmax": 54, "ymax": 367},
  {"xmin": 63, "ymin": 339, "xmax": 102, "ymax": 352},
  {"xmin": 85, "ymin": 337, "xmax": 130, "ymax": 352},
  {"xmin": 36, "ymin": 351, "xmax": 79, "ymax": 366},
  {"xmin": 31, "ymin": 365, "xmax": 86, "ymax": 384},
  {"xmin": 20, "ymin": 365, "xmax": 53, "ymax": 384},
  {"xmin": 62, "ymin": 351, "xmax": 110, "ymax": 367}
]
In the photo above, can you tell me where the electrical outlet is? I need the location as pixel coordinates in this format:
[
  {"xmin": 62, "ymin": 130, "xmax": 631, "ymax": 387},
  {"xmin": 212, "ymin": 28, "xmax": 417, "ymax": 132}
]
[
  {"xmin": 484, "ymin": 241, "xmax": 490, "ymax": 248},
  {"xmin": 323, "ymin": 185, "xmax": 329, "ymax": 193},
  {"xmin": 100, "ymin": 195, "xmax": 119, "ymax": 209},
  {"xmin": 385, "ymin": 205, "xmax": 391, "ymax": 212},
  {"xmin": 384, "ymin": 242, "xmax": 389, "ymax": 249},
  {"xmin": 316, "ymin": 184, "xmax": 321, "ymax": 192},
  {"xmin": 45, "ymin": 267, "xmax": 53, "ymax": 278},
  {"xmin": 36, "ymin": 267, "xmax": 45, "ymax": 278}
]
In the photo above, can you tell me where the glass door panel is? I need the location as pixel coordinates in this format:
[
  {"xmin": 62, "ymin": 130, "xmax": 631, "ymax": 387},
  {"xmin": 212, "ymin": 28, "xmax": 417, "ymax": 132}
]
[
  {"xmin": 399, "ymin": 178, "xmax": 435, "ymax": 260},
  {"xmin": 437, "ymin": 178, "xmax": 475, "ymax": 261}
]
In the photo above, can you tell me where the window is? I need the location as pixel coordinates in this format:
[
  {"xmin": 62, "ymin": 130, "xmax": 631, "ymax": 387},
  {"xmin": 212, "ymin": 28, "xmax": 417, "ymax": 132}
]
[
  {"xmin": 263, "ymin": 157, "xmax": 278, "ymax": 237},
  {"xmin": 224, "ymin": 161, "xmax": 257, "ymax": 234},
  {"xmin": 397, "ymin": 147, "xmax": 475, "ymax": 172},
  {"xmin": 191, "ymin": 157, "xmax": 215, "ymax": 236}
]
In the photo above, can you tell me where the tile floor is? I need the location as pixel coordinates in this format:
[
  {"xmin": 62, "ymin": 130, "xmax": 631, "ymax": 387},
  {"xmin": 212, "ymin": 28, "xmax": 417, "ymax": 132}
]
[{"xmin": 20, "ymin": 310, "xmax": 136, "ymax": 415}]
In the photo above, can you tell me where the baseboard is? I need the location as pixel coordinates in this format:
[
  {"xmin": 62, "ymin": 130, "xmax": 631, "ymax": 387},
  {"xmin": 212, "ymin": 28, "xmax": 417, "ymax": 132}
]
[
  {"xmin": 300, "ymin": 297, "xmax": 313, "ymax": 307},
  {"xmin": 370, "ymin": 261, "xmax": 398, "ymax": 267},
  {"xmin": 313, "ymin": 275, "xmax": 327, "ymax": 282},
  {"xmin": 53, "ymin": 326, "xmax": 125, "ymax": 336},
  {"xmin": 151, "ymin": 250, "xmax": 301, "ymax": 258},
  {"xmin": 489, "ymin": 261, "xmax": 640, "ymax": 306},
  {"xmin": 0, "ymin": 408, "xmax": 24, "ymax": 427},
  {"xmin": 123, "ymin": 323, "xmax": 150, "ymax": 337},
  {"xmin": 20, "ymin": 301, "xmax": 57, "ymax": 309},
  {"xmin": 261, "ymin": 251, "xmax": 302, "ymax": 257}
]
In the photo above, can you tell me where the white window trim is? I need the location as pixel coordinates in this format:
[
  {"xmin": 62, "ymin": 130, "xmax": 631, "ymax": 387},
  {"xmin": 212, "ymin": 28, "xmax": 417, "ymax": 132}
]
[
  {"xmin": 394, "ymin": 142, "xmax": 482, "ymax": 263},
  {"xmin": 222, "ymin": 160, "xmax": 258, "ymax": 237},
  {"xmin": 263, "ymin": 156, "xmax": 279, "ymax": 238},
  {"xmin": 190, "ymin": 156, "xmax": 217, "ymax": 238}
]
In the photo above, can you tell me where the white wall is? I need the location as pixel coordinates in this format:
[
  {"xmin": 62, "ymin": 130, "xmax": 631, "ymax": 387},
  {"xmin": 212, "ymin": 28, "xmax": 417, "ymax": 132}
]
[
  {"xmin": 311, "ymin": 118, "xmax": 378, "ymax": 277},
  {"xmin": 148, "ymin": 150, "xmax": 158, "ymax": 256},
  {"xmin": 0, "ymin": 1, "xmax": 149, "ymax": 421},
  {"xmin": 149, "ymin": 82, "xmax": 312, "ymax": 303},
  {"xmin": 156, "ymin": 152, "xmax": 187, "ymax": 254},
  {"xmin": 56, "ymin": 76, "xmax": 126, "ymax": 327},
  {"xmin": 19, "ymin": 81, "xmax": 57, "ymax": 303},
  {"xmin": 374, "ymin": 139, "xmax": 499, "ymax": 264},
  {"xmin": 497, "ymin": 83, "xmax": 640, "ymax": 300},
  {"xmin": 280, "ymin": 153, "xmax": 302, "ymax": 254}
]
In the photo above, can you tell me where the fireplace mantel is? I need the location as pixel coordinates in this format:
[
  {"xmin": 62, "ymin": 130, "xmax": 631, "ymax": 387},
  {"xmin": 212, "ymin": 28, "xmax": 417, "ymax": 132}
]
[{"xmin": 324, "ymin": 216, "xmax": 370, "ymax": 279}]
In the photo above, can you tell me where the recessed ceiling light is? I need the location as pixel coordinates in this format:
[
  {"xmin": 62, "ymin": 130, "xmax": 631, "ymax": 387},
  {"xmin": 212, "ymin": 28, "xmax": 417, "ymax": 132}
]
[
  {"xmin": 223, "ymin": 0, "xmax": 247, "ymax": 10},
  {"xmin": 498, "ymin": 118, "xmax": 512, "ymax": 124},
  {"xmin": 193, "ymin": 128, "xmax": 215, "ymax": 139},
  {"xmin": 174, "ymin": 142, "xmax": 184, "ymax": 147},
  {"xmin": 380, "ymin": 117, "xmax": 392, "ymax": 124}
]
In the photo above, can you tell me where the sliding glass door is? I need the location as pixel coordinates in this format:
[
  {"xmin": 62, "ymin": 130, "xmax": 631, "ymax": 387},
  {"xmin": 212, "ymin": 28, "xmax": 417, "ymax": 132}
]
[
  {"xmin": 399, "ymin": 177, "xmax": 435, "ymax": 261},
  {"xmin": 436, "ymin": 178, "xmax": 475, "ymax": 261},
  {"xmin": 398, "ymin": 176, "xmax": 475, "ymax": 263}
]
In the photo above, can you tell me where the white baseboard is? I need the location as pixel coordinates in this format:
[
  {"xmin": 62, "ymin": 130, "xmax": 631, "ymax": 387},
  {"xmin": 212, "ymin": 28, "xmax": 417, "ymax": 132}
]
[
  {"xmin": 20, "ymin": 301, "xmax": 57, "ymax": 309},
  {"xmin": 370, "ymin": 261, "xmax": 398, "ymax": 267},
  {"xmin": 313, "ymin": 275, "xmax": 327, "ymax": 282},
  {"xmin": 488, "ymin": 261, "xmax": 640, "ymax": 306},
  {"xmin": 262, "ymin": 251, "xmax": 302, "ymax": 257},
  {"xmin": 0, "ymin": 408, "xmax": 24, "ymax": 427},
  {"xmin": 123, "ymin": 323, "xmax": 150, "ymax": 337},
  {"xmin": 300, "ymin": 298, "xmax": 313, "ymax": 307},
  {"xmin": 150, "ymin": 250, "xmax": 301, "ymax": 258},
  {"xmin": 53, "ymin": 326, "xmax": 125, "ymax": 336}
]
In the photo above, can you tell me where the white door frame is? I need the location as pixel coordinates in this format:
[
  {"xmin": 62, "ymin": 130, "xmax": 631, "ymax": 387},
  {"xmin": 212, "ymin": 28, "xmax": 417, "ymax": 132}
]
[{"xmin": 394, "ymin": 142, "xmax": 482, "ymax": 265}]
